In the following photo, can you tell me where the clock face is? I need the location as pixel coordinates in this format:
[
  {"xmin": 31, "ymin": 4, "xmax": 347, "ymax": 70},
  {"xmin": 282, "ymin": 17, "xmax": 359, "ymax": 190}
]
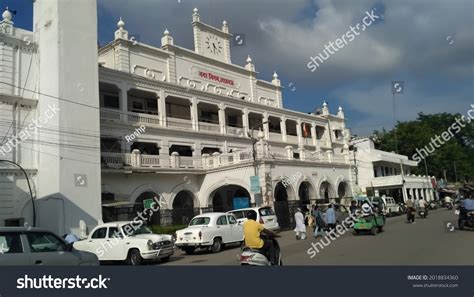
[{"xmin": 205, "ymin": 35, "xmax": 223, "ymax": 55}]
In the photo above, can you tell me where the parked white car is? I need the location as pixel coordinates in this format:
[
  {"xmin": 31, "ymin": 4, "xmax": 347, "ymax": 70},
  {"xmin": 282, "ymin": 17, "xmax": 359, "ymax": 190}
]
[
  {"xmin": 174, "ymin": 213, "xmax": 243, "ymax": 254},
  {"xmin": 227, "ymin": 206, "xmax": 280, "ymax": 231},
  {"xmin": 73, "ymin": 221, "xmax": 174, "ymax": 265}
]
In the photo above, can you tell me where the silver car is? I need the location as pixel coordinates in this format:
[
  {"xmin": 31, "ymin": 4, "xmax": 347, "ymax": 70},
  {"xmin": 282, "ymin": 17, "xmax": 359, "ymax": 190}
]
[{"xmin": 0, "ymin": 227, "xmax": 99, "ymax": 266}]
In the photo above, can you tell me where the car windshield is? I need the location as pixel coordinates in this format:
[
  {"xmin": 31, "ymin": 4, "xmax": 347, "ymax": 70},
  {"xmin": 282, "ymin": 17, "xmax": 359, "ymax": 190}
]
[
  {"xmin": 259, "ymin": 207, "xmax": 274, "ymax": 216},
  {"xmin": 189, "ymin": 217, "xmax": 210, "ymax": 226},
  {"xmin": 121, "ymin": 224, "xmax": 152, "ymax": 236}
]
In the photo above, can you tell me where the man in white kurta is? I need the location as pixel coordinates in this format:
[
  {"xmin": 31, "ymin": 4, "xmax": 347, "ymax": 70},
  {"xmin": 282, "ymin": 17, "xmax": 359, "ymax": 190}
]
[{"xmin": 294, "ymin": 208, "xmax": 306, "ymax": 240}]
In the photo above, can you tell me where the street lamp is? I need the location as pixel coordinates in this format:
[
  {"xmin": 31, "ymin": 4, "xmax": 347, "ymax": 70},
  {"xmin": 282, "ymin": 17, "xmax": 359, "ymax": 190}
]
[
  {"xmin": 247, "ymin": 120, "xmax": 269, "ymax": 206},
  {"xmin": 0, "ymin": 160, "xmax": 36, "ymax": 226}
]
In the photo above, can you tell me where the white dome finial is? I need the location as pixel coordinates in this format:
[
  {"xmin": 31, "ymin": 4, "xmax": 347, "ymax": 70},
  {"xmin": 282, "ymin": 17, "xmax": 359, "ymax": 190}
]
[
  {"xmin": 164, "ymin": 29, "xmax": 170, "ymax": 35},
  {"xmin": 117, "ymin": 17, "xmax": 125, "ymax": 29},
  {"xmin": 323, "ymin": 101, "xmax": 328, "ymax": 107},
  {"xmin": 2, "ymin": 7, "xmax": 12, "ymax": 22},
  {"xmin": 223, "ymin": 20, "xmax": 227, "ymax": 26},
  {"xmin": 338, "ymin": 106, "xmax": 343, "ymax": 112},
  {"xmin": 193, "ymin": 8, "xmax": 199, "ymax": 14},
  {"xmin": 273, "ymin": 71, "xmax": 278, "ymax": 79},
  {"xmin": 246, "ymin": 55, "xmax": 252, "ymax": 63}
]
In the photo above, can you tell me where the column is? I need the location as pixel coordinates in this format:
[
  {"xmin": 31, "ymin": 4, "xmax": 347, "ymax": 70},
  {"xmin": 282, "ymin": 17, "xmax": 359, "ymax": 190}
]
[
  {"xmin": 120, "ymin": 84, "xmax": 128, "ymax": 119},
  {"xmin": 402, "ymin": 185, "xmax": 408, "ymax": 202},
  {"xmin": 218, "ymin": 104, "xmax": 226, "ymax": 134},
  {"xmin": 296, "ymin": 120, "xmax": 303, "ymax": 146},
  {"xmin": 158, "ymin": 89, "xmax": 167, "ymax": 126},
  {"xmin": 325, "ymin": 123, "xmax": 332, "ymax": 147},
  {"xmin": 263, "ymin": 112, "xmax": 270, "ymax": 140},
  {"xmin": 311, "ymin": 122, "xmax": 317, "ymax": 146},
  {"xmin": 191, "ymin": 97, "xmax": 199, "ymax": 131},
  {"xmin": 242, "ymin": 108, "xmax": 249, "ymax": 137},
  {"xmin": 280, "ymin": 117, "xmax": 287, "ymax": 142}
]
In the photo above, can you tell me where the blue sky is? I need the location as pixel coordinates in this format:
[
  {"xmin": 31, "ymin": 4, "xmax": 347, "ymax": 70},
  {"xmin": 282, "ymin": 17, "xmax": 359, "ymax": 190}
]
[{"xmin": 3, "ymin": 0, "xmax": 473, "ymax": 136}]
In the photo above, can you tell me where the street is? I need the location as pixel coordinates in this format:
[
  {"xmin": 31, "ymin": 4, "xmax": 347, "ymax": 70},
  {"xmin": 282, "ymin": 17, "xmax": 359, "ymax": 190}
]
[{"xmin": 163, "ymin": 209, "xmax": 473, "ymax": 266}]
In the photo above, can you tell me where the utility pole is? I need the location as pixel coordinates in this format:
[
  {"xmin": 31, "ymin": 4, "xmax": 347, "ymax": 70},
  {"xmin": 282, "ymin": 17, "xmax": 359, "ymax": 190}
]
[{"xmin": 248, "ymin": 120, "xmax": 269, "ymax": 206}]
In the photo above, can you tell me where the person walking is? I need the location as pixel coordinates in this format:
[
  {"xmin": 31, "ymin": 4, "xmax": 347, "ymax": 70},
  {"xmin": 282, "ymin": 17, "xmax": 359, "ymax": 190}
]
[
  {"xmin": 313, "ymin": 205, "xmax": 326, "ymax": 238},
  {"xmin": 294, "ymin": 208, "xmax": 306, "ymax": 240},
  {"xmin": 325, "ymin": 204, "xmax": 337, "ymax": 231},
  {"xmin": 406, "ymin": 197, "xmax": 416, "ymax": 224}
]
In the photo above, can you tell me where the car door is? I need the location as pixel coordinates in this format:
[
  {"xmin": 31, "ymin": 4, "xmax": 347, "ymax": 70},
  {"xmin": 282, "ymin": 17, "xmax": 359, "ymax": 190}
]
[
  {"xmin": 0, "ymin": 232, "xmax": 30, "ymax": 265},
  {"xmin": 85, "ymin": 227, "xmax": 108, "ymax": 260},
  {"xmin": 227, "ymin": 215, "xmax": 243, "ymax": 242},
  {"xmin": 102, "ymin": 227, "xmax": 124, "ymax": 261},
  {"xmin": 26, "ymin": 232, "xmax": 80, "ymax": 266},
  {"xmin": 216, "ymin": 215, "xmax": 231, "ymax": 243}
]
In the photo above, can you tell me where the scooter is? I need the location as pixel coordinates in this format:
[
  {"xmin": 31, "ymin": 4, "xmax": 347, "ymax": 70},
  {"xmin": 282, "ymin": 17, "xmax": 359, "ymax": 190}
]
[
  {"xmin": 458, "ymin": 208, "xmax": 474, "ymax": 230},
  {"xmin": 239, "ymin": 234, "xmax": 282, "ymax": 266},
  {"xmin": 444, "ymin": 201, "xmax": 453, "ymax": 210}
]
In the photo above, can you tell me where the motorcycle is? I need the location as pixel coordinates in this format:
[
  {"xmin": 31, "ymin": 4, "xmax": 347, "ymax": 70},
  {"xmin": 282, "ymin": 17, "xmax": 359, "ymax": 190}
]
[
  {"xmin": 240, "ymin": 234, "xmax": 282, "ymax": 266},
  {"xmin": 458, "ymin": 208, "xmax": 474, "ymax": 230},
  {"xmin": 444, "ymin": 201, "xmax": 453, "ymax": 210},
  {"xmin": 406, "ymin": 207, "xmax": 416, "ymax": 223},
  {"xmin": 418, "ymin": 207, "xmax": 427, "ymax": 218}
]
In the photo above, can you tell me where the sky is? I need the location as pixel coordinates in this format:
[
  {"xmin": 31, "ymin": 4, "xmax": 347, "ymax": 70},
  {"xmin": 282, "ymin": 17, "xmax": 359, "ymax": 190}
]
[{"xmin": 3, "ymin": 0, "xmax": 473, "ymax": 136}]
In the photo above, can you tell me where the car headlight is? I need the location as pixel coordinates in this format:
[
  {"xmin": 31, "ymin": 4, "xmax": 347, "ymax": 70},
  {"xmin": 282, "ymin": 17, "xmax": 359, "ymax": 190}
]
[{"xmin": 147, "ymin": 240, "xmax": 153, "ymax": 250}]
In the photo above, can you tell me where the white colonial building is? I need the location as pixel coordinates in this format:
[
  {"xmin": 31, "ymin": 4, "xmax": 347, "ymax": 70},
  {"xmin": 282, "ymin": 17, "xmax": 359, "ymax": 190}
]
[
  {"xmin": 350, "ymin": 137, "xmax": 435, "ymax": 202},
  {"xmin": 0, "ymin": 1, "xmax": 354, "ymax": 234}
]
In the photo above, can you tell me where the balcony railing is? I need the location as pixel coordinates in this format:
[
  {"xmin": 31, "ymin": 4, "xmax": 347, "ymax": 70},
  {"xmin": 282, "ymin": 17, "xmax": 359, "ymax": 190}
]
[
  {"xmin": 199, "ymin": 121, "xmax": 220, "ymax": 133},
  {"xmin": 226, "ymin": 125, "xmax": 244, "ymax": 136},
  {"xmin": 128, "ymin": 112, "xmax": 160, "ymax": 126},
  {"xmin": 167, "ymin": 117, "xmax": 193, "ymax": 130},
  {"xmin": 269, "ymin": 132, "xmax": 282, "ymax": 142},
  {"xmin": 286, "ymin": 134, "xmax": 298, "ymax": 143}
]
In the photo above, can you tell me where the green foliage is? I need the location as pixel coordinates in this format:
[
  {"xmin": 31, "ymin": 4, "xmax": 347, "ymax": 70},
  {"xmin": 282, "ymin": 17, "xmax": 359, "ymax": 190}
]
[
  {"xmin": 149, "ymin": 224, "xmax": 187, "ymax": 235},
  {"xmin": 373, "ymin": 112, "xmax": 474, "ymax": 182}
]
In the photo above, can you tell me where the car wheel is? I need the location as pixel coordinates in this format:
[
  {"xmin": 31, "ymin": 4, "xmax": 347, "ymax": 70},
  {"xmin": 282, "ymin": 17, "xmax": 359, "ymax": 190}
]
[
  {"xmin": 377, "ymin": 225, "xmax": 383, "ymax": 232},
  {"xmin": 353, "ymin": 230, "xmax": 360, "ymax": 236},
  {"xmin": 211, "ymin": 238, "xmax": 222, "ymax": 253},
  {"xmin": 183, "ymin": 247, "xmax": 196, "ymax": 255},
  {"xmin": 458, "ymin": 220, "xmax": 465, "ymax": 230},
  {"xmin": 161, "ymin": 256, "xmax": 171, "ymax": 263},
  {"xmin": 127, "ymin": 249, "xmax": 142, "ymax": 266},
  {"xmin": 370, "ymin": 226, "xmax": 378, "ymax": 235}
]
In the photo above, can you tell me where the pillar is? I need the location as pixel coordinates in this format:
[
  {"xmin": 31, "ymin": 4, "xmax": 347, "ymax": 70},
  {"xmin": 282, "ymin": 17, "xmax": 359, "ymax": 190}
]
[
  {"xmin": 218, "ymin": 104, "xmax": 226, "ymax": 134},
  {"xmin": 280, "ymin": 117, "xmax": 287, "ymax": 142}
]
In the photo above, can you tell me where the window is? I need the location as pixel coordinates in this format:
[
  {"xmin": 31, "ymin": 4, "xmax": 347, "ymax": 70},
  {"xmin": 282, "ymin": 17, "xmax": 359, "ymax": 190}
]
[
  {"xmin": 132, "ymin": 101, "xmax": 144, "ymax": 112},
  {"xmin": 227, "ymin": 216, "xmax": 237, "ymax": 224},
  {"xmin": 189, "ymin": 217, "xmax": 210, "ymax": 226},
  {"xmin": 103, "ymin": 94, "xmax": 120, "ymax": 109},
  {"xmin": 216, "ymin": 216, "xmax": 228, "ymax": 225},
  {"xmin": 108, "ymin": 227, "xmax": 122, "ymax": 239},
  {"xmin": 26, "ymin": 232, "xmax": 66, "ymax": 253},
  {"xmin": 0, "ymin": 233, "xmax": 23, "ymax": 254},
  {"xmin": 259, "ymin": 207, "xmax": 275, "ymax": 216},
  {"xmin": 230, "ymin": 211, "xmax": 244, "ymax": 219},
  {"xmin": 91, "ymin": 228, "xmax": 107, "ymax": 239}
]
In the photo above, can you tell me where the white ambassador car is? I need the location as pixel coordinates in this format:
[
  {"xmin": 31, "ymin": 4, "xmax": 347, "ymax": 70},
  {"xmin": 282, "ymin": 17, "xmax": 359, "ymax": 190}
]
[
  {"xmin": 174, "ymin": 213, "xmax": 243, "ymax": 254},
  {"xmin": 73, "ymin": 222, "xmax": 174, "ymax": 265}
]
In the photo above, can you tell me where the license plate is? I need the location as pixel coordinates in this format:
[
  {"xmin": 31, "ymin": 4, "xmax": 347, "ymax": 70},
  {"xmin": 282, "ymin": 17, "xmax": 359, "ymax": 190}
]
[
  {"xmin": 455, "ymin": 210, "xmax": 460, "ymax": 215},
  {"xmin": 267, "ymin": 218, "xmax": 273, "ymax": 222}
]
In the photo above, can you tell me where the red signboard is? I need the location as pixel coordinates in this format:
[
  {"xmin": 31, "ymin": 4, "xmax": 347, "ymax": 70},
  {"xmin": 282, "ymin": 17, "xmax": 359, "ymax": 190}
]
[{"xmin": 199, "ymin": 71, "xmax": 235, "ymax": 86}]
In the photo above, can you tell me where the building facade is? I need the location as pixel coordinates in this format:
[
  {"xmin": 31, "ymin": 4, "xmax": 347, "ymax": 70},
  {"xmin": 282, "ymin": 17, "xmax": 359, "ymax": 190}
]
[
  {"xmin": 0, "ymin": 2, "xmax": 354, "ymax": 234},
  {"xmin": 350, "ymin": 138, "xmax": 435, "ymax": 202}
]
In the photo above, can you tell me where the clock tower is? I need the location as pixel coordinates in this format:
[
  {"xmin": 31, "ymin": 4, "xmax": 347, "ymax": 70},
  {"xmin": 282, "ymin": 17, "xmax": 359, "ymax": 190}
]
[{"xmin": 192, "ymin": 8, "xmax": 232, "ymax": 63}]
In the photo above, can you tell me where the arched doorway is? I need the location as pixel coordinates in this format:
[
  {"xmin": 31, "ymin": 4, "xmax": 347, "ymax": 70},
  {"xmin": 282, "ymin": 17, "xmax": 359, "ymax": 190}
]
[
  {"xmin": 134, "ymin": 191, "xmax": 161, "ymax": 225},
  {"xmin": 210, "ymin": 185, "xmax": 250, "ymax": 212},
  {"xmin": 298, "ymin": 181, "xmax": 316, "ymax": 205},
  {"xmin": 337, "ymin": 182, "xmax": 349, "ymax": 199},
  {"xmin": 274, "ymin": 182, "xmax": 291, "ymax": 229},
  {"xmin": 172, "ymin": 191, "xmax": 195, "ymax": 225},
  {"xmin": 319, "ymin": 181, "xmax": 334, "ymax": 203}
]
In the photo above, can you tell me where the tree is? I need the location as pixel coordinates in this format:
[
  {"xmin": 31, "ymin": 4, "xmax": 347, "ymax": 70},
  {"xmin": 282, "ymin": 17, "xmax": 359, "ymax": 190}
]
[{"xmin": 373, "ymin": 112, "xmax": 474, "ymax": 182}]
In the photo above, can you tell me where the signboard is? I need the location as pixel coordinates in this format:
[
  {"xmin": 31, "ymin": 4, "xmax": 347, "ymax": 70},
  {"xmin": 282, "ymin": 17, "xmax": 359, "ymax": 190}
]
[
  {"xmin": 250, "ymin": 176, "xmax": 260, "ymax": 193},
  {"xmin": 143, "ymin": 198, "xmax": 154, "ymax": 210},
  {"xmin": 233, "ymin": 197, "xmax": 250, "ymax": 210}
]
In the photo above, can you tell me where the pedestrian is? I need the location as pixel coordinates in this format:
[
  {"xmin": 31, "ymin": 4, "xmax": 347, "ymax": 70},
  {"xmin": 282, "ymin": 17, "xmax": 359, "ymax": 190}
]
[
  {"xmin": 406, "ymin": 197, "xmax": 416, "ymax": 224},
  {"xmin": 313, "ymin": 205, "xmax": 326, "ymax": 238},
  {"xmin": 349, "ymin": 200, "xmax": 358, "ymax": 215},
  {"xmin": 294, "ymin": 208, "xmax": 306, "ymax": 240},
  {"xmin": 63, "ymin": 233, "xmax": 79, "ymax": 244},
  {"xmin": 325, "ymin": 204, "xmax": 337, "ymax": 231}
]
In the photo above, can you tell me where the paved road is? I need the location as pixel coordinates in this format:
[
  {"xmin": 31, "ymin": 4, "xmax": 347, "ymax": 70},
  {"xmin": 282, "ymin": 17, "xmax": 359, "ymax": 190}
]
[{"xmin": 162, "ymin": 209, "xmax": 473, "ymax": 266}]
